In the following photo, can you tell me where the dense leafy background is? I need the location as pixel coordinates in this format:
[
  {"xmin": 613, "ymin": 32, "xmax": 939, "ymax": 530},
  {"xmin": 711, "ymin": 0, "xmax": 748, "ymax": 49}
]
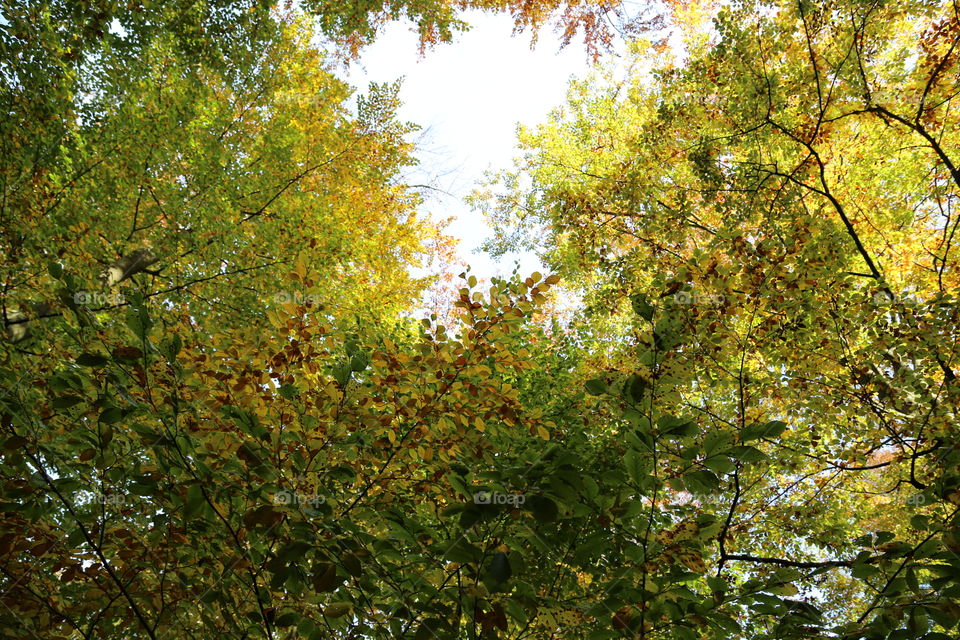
[{"xmin": 2, "ymin": 0, "xmax": 959, "ymax": 639}]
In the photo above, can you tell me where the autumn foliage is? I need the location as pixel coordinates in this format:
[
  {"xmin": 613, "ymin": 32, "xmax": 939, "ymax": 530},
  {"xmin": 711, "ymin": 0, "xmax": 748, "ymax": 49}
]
[{"xmin": 2, "ymin": 0, "xmax": 960, "ymax": 639}]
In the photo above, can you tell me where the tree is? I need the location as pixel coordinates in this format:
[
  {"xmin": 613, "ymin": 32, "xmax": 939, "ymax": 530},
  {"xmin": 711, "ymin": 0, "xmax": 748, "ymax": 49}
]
[
  {"xmin": 0, "ymin": 7, "xmax": 454, "ymax": 637},
  {"xmin": 5, "ymin": 0, "xmax": 960, "ymax": 638},
  {"xmin": 476, "ymin": 0, "xmax": 960, "ymax": 636},
  {"xmin": 2, "ymin": 13, "xmax": 441, "ymax": 338},
  {"xmin": 0, "ymin": 2, "xmax": 599, "ymax": 638},
  {"xmin": 0, "ymin": 265, "xmax": 570, "ymax": 638}
]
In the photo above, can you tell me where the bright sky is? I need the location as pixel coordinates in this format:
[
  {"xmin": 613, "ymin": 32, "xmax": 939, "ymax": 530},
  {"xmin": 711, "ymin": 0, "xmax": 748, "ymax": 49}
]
[{"xmin": 346, "ymin": 11, "xmax": 600, "ymax": 278}]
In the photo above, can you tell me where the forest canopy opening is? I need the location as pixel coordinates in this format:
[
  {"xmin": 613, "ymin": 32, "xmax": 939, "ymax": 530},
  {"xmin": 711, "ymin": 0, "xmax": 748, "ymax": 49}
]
[{"xmin": 1, "ymin": 1, "xmax": 959, "ymax": 639}]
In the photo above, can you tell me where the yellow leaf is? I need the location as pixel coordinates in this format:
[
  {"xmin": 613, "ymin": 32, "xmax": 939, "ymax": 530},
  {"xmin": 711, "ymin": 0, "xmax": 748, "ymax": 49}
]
[
  {"xmin": 325, "ymin": 383, "xmax": 341, "ymax": 403},
  {"xmin": 537, "ymin": 425, "xmax": 550, "ymax": 440},
  {"xmin": 266, "ymin": 306, "xmax": 281, "ymax": 327},
  {"xmin": 770, "ymin": 582, "xmax": 799, "ymax": 596},
  {"xmin": 323, "ymin": 602, "xmax": 352, "ymax": 618},
  {"xmin": 677, "ymin": 551, "xmax": 706, "ymax": 573}
]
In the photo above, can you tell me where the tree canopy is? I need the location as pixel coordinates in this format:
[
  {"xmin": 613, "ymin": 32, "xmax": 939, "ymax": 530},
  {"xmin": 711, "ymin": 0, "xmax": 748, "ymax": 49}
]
[{"xmin": 2, "ymin": 0, "xmax": 959, "ymax": 639}]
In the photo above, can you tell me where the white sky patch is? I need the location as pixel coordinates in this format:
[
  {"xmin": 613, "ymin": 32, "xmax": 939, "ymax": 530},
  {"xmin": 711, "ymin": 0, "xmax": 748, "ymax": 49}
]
[{"xmin": 347, "ymin": 11, "xmax": 602, "ymax": 279}]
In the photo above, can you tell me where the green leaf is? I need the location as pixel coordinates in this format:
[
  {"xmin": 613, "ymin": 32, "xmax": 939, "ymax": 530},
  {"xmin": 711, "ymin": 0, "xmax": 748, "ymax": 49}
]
[
  {"xmin": 125, "ymin": 305, "xmax": 152, "ymax": 340},
  {"xmin": 528, "ymin": 495, "xmax": 559, "ymax": 523},
  {"xmin": 459, "ymin": 506, "xmax": 483, "ymax": 529},
  {"xmin": 487, "ymin": 551, "xmax": 512, "ymax": 583},
  {"xmin": 702, "ymin": 455, "xmax": 736, "ymax": 474},
  {"xmin": 630, "ymin": 293, "xmax": 655, "ymax": 321},
  {"xmin": 275, "ymin": 612, "xmax": 299, "ymax": 627},
  {"xmin": 623, "ymin": 374, "xmax": 646, "ymax": 404},
  {"xmin": 673, "ymin": 627, "xmax": 698, "ymax": 640},
  {"xmin": 727, "ymin": 445, "xmax": 766, "ymax": 462},
  {"xmin": 683, "ymin": 470, "xmax": 720, "ymax": 493},
  {"xmin": 707, "ymin": 576, "xmax": 726, "ymax": 593},
  {"xmin": 350, "ymin": 352, "xmax": 369, "ymax": 372},
  {"xmin": 703, "ymin": 431, "xmax": 733, "ymax": 455},
  {"xmin": 875, "ymin": 531, "xmax": 895, "ymax": 545},
  {"xmin": 184, "ymin": 484, "xmax": 205, "ymax": 519},
  {"xmin": 129, "ymin": 476, "xmax": 158, "ymax": 496},
  {"xmin": 76, "ymin": 353, "xmax": 109, "ymax": 367},
  {"xmin": 98, "ymin": 407, "xmax": 123, "ymax": 424},
  {"xmin": 221, "ymin": 406, "xmax": 270, "ymax": 442},
  {"xmin": 623, "ymin": 408, "xmax": 645, "ymax": 427},
  {"xmin": 741, "ymin": 420, "xmax": 788, "ymax": 442},
  {"xmin": 341, "ymin": 551, "xmax": 362, "ymax": 577},
  {"xmin": 585, "ymin": 379, "xmax": 606, "ymax": 395},
  {"xmin": 332, "ymin": 362, "xmax": 352, "ymax": 387},
  {"xmin": 52, "ymin": 395, "xmax": 84, "ymax": 409},
  {"xmin": 660, "ymin": 418, "xmax": 698, "ymax": 438},
  {"xmin": 851, "ymin": 562, "xmax": 879, "ymax": 579},
  {"xmin": 414, "ymin": 619, "xmax": 447, "ymax": 640},
  {"xmin": 312, "ymin": 563, "xmax": 342, "ymax": 592},
  {"xmin": 625, "ymin": 449, "xmax": 647, "ymax": 484},
  {"xmin": 710, "ymin": 612, "xmax": 741, "ymax": 633},
  {"xmin": 443, "ymin": 539, "xmax": 483, "ymax": 563},
  {"xmin": 159, "ymin": 334, "xmax": 182, "ymax": 360},
  {"xmin": 278, "ymin": 541, "xmax": 312, "ymax": 563},
  {"xmin": 277, "ymin": 384, "xmax": 299, "ymax": 399}
]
